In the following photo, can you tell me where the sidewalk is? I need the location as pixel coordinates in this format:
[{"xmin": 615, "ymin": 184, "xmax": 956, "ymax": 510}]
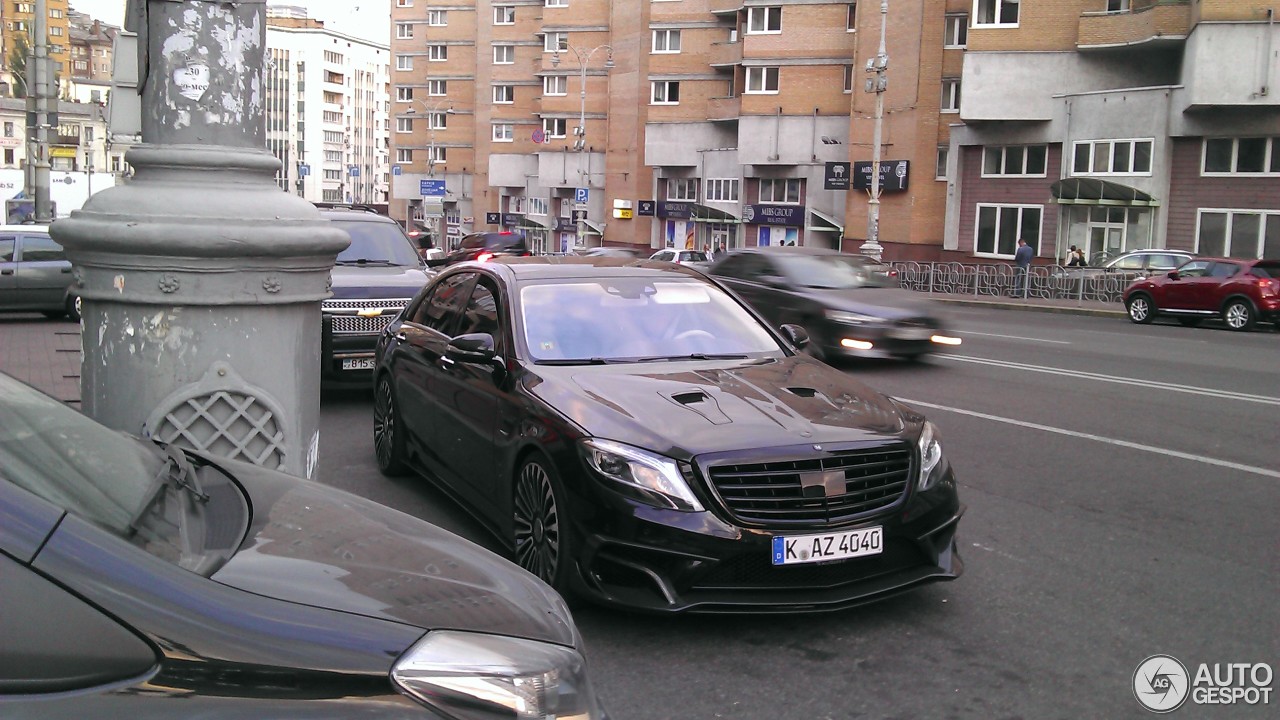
[
  {"xmin": 927, "ymin": 294, "xmax": 1127, "ymax": 318},
  {"xmin": 0, "ymin": 314, "xmax": 83, "ymax": 404}
]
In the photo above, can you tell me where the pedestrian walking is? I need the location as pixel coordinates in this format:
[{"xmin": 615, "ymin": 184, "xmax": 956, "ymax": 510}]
[{"xmin": 1013, "ymin": 238, "xmax": 1033, "ymax": 297}]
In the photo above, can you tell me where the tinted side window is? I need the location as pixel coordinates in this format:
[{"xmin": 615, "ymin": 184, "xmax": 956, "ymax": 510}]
[
  {"xmin": 1145, "ymin": 254, "xmax": 1183, "ymax": 270},
  {"xmin": 17, "ymin": 235, "xmax": 65, "ymax": 262},
  {"xmin": 456, "ymin": 280, "xmax": 504, "ymax": 353},
  {"xmin": 1208, "ymin": 262, "xmax": 1241, "ymax": 278},
  {"xmin": 714, "ymin": 255, "xmax": 750, "ymax": 280},
  {"xmin": 1112, "ymin": 255, "xmax": 1145, "ymax": 270},
  {"xmin": 417, "ymin": 272, "xmax": 475, "ymax": 334},
  {"xmin": 0, "ymin": 236, "xmax": 14, "ymax": 263},
  {"xmin": 460, "ymin": 235, "xmax": 485, "ymax": 249},
  {"xmin": 1177, "ymin": 261, "xmax": 1211, "ymax": 278}
]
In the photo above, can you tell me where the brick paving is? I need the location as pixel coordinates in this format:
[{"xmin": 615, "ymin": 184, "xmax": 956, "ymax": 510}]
[{"xmin": 0, "ymin": 314, "xmax": 83, "ymax": 404}]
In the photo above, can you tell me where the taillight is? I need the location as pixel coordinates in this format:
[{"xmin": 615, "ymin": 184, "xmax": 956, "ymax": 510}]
[
  {"xmin": 476, "ymin": 252, "xmax": 494, "ymax": 263},
  {"xmin": 1258, "ymin": 278, "xmax": 1276, "ymax": 293}
]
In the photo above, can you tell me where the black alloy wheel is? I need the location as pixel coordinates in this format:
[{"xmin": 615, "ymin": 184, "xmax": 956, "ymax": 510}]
[
  {"xmin": 513, "ymin": 455, "xmax": 571, "ymax": 593},
  {"xmin": 67, "ymin": 294, "xmax": 82, "ymax": 323},
  {"xmin": 373, "ymin": 375, "xmax": 407, "ymax": 476},
  {"xmin": 1126, "ymin": 294, "xmax": 1155, "ymax": 324},
  {"xmin": 1222, "ymin": 300, "xmax": 1255, "ymax": 332}
]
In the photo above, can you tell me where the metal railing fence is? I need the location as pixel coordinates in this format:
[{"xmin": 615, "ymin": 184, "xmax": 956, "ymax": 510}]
[{"xmin": 886, "ymin": 262, "xmax": 1134, "ymax": 303}]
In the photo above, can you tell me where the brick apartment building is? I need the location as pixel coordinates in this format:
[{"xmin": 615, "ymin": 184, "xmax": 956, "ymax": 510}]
[
  {"xmin": 1, "ymin": 0, "xmax": 72, "ymax": 96},
  {"xmin": 389, "ymin": 1, "xmax": 1279, "ymax": 262}
]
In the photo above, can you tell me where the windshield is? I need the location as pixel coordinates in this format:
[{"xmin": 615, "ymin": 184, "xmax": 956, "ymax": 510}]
[
  {"xmin": 333, "ymin": 219, "xmax": 422, "ymax": 266},
  {"xmin": 775, "ymin": 254, "xmax": 895, "ymax": 289},
  {"xmin": 1251, "ymin": 261, "xmax": 1280, "ymax": 278},
  {"xmin": 520, "ymin": 278, "xmax": 784, "ymax": 362},
  {"xmin": 679, "ymin": 251, "xmax": 708, "ymax": 262}
]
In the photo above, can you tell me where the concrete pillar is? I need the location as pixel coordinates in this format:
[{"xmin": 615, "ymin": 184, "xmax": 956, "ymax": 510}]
[{"xmin": 50, "ymin": 0, "xmax": 348, "ymax": 479}]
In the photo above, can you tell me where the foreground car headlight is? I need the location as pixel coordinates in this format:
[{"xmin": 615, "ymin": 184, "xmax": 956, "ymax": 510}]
[
  {"xmin": 580, "ymin": 438, "xmax": 704, "ymax": 512},
  {"xmin": 917, "ymin": 421, "xmax": 949, "ymax": 491},
  {"xmin": 393, "ymin": 631, "xmax": 605, "ymax": 720},
  {"xmin": 825, "ymin": 309, "xmax": 883, "ymax": 325}
]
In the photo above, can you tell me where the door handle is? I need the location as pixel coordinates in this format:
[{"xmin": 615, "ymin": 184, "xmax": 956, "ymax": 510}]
[
  {"xmin": 60, "ymin": 267, "xmax": 72, "ymax": 273},
  {"xmin": 0, "ymin": 268, "xmax": 13, "ymax": 275}
]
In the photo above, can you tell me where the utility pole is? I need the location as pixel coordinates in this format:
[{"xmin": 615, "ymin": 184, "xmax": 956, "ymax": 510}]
[
  {"xmin": 552, "ymin": 44, "xmax": 613, "ymax": 250},
  {"xmin": 28, "ymin": 0, "xmax": 53, "ymax": 222},
  {"xmin": 859, "ymin": 0, "xmax": 889, "ymax": 261}
]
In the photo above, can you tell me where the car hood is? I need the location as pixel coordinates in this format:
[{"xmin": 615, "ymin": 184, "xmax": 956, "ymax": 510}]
[
  {"xmin": 526, "ymin": 355, "xmax": 907, "ymax": 458},
  {"xmin": 330, "ymin": 265, "xmax": 430, "ymax": 299},
  {"xmin": 805, "ymin": 287, "xmax": 943, "ymax": 321},
  {"xmin": 211, "ymin": 462, "xmax": 576, "ymax": 647}
]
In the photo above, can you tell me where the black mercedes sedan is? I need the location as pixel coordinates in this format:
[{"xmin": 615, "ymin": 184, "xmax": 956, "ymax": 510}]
[
  {"xmin": 372, "ymin": 257, "xmax": 964, "ymax": 614},
  {"xmin": 0, "ymin": 373, "xmax": 603, "ymax": 718},
  {"xmin": 707, "ymin": 246, "xmax": 961, "ymax": 361}
]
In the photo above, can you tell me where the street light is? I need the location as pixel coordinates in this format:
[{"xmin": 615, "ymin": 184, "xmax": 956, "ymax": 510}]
[
  {"xmin": 859, "ymin": 0, "xmax": 890, "ymax": 261},
  {"xmin": 405, "ymin": 99, "xmax": 455, "ymax": 243},
  {"xmin": 550, "ymin": 43, "xmax": 613, "ymax": 248}
]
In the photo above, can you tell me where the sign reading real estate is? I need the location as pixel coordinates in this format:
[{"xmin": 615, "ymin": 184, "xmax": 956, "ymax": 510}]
[
  {"xmin": 852, "ymin": 160, "xmax": 910, "ymax": 192},
  {"xmin": 742, "ymin": 204, "xmax": 805, "ymax": 226},
  {"xmin": 657, "ymin": 201, "xmax": 693, "ymax": 219}
]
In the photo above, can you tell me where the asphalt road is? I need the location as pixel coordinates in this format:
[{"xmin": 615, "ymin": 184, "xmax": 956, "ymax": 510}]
[{"xmin": 318, "ymin": 307, "xmax": 1279, "ymax": 720}]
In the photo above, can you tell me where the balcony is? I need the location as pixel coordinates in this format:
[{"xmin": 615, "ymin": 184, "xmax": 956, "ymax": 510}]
[
  {"xmin": 1077, "ymin": 0, "xmax": 1191, "ymax": 50},
  {"xmin": 707, "ymin": 96, "xmax": 741, "ymax": 122},
  {"xmin": 708, "ymin": 41, "xmax": 742, "ymax": 68},
  {"xmin": 708, "ymin": 0, "xmax": 742, "ymax": 16}
]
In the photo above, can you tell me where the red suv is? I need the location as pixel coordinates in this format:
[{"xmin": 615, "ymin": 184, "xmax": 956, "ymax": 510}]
[{"xmin": 1123, "ymin": 258, "xmax": 1280, "ymax": 331}]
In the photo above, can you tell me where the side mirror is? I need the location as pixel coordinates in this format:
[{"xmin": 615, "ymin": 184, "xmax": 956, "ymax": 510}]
[
  {"xmin": 779, "ymin": 323, "xmax": 810, "ymax": 349},
  {"xmin": 425, "ymin": 257, "xmax": 449, "ymax": 268},
  {"xmin": 445, "ymin": 333, "xmax": 497, "ymax": 364},
  {"xmin": 1167, "ymin": 271, "xmax": 1180, "ymax": 280}
]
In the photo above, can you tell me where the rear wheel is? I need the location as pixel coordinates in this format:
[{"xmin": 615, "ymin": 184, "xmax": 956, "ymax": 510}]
[
  {"xmin": 1126, "ymin": 294, "xmax": 1155, "ymax": 324},
  {"xmin": 1222, "ymin": 300, "xmax": 1255, "ymax": 331},
  {"xmin": 1177, "ymin": 317, "xmax": 1202, "ymax": 328},
  {"xmin": 513, "ymin": 454, "xmax": 574, "ymax": 596},
  {"xmin": 373, "ymin": 375, "xmax": 408, "ymax": 476},
  {"xmin": 66, "ymin": 294, "xmax": 82, "ymax": 323}
]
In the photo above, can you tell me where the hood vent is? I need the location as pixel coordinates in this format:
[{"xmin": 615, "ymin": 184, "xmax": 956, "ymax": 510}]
[{"xmin": 664, "ymin": 390, "xmax": 732, "ymax": 425}]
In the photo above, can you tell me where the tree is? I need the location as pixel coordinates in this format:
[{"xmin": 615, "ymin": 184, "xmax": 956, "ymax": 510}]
[{"xmin": 6, "ymin": 35, "xmax": 29, "ymax": 98}]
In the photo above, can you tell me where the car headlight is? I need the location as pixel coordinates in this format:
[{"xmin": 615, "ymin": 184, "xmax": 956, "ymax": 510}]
[
  {"xmin": 580, "ymin": 438, "xmax": 704, "ymax": 512},
  {"xmin": 824, "ymin": 309, "xmax": 883, "ymax": 325},
  {"xmin": 392, "ymin": 631, "xmax": 605, "ymax": 720},
  {"xmin": 917, "ymin": 421, "xmax": 949, "ymax": 491}
]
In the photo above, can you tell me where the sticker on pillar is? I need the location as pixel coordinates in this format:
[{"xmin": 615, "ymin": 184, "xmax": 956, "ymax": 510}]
[{"xmin": 175, "ymin": 64, "xmax": 211, "ymax": 102}]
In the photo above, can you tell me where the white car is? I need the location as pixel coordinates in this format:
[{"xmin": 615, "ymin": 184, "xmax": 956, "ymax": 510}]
[{"xmin": 649, "ymin": 248, "xmax": 710, "ymax": 265}]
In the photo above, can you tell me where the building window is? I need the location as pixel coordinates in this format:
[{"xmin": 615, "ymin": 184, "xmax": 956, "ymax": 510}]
[
  {"xmin": 747, "ymin": 7, "xmax": 782, "ymax": 34},
  {"xmin": 428, "ymin": 112, "xmax": 448, "ymax": 130},
  {"xmin": 323, "ymin": 189, "xmax": 342, "ymax": 202},
  {"xmin": 1196, "ymin": 210, "xmax": 1280, "ymax": 259},
  {"xmin": 324, "ymin": 51, "xmax": 344, "ymax": 64},
  {"xmin": 429, "ymin": 45, "xmax": 448, "ymax": 61},
  {"xmin": 975, "ymin": 204, "xmax": 1041, "ymax": 257},
  {"xmin": 936, "ymin": 146, "xmax": 949, "ymax": 180},
  {"xmin": 395, "ymin": 23, "xmax": 413, "ymax": 39},
  {"xmin": 2, "ymin": 122, "xmax": 13, "ymax": 137},
  {"xmin": 544, "ymin": 32, "xmax": 568, "ymax": 53},
  {"xmin": 493, "ymin": 85, "xmax": 515, "ymax": 103},
  {"xmin": 944, "ymin": 14, "xmax": 968, "ymax": 47},
  {"xmin": 1072, "ymin": 139, "xmax": 1153, "ymax": 175},
  {"xmin": 325, "ymin": 150, "xmax": 343, "ymax": 162},
  {"xmin": 1202, "ymin": 137, "xmax": 1280, "ymax": 175},
  {"xmin": 396, "ymin": 55, "xmax": 412, "ymax": 71},
  {"xmin": 396, "ymin": 0, "xmax": 413, "ymax": 7},
  {"xmin": 847, "ymin": 3, "xmax": 857, "ymax": 31},
  {"xmin": 396, "ymin": 148, "xmax": 412, "ymax": 163},
  {"xmin": 323, "ymin": 110, "xmax": 343, "ymax": 123},
  {"xmin": 545, "ymin": 0, "xmax": 568, "ymax": 7},
  {"xmin": 428, "ymin": 10, "xmax": 447, "ymax": 26},
  {"xmin": 429, "ymin": 146, "xmax": 446, "ymax": 163},
  {"xmin": 941, "ymin": 78, "xmax": 961, "ymax": 112},
  {"xmin": 50, "ymin": 26, "xmax": 63, "ymax": 36},
  {"xmin": 494, "ymin": 44, "xmax": 515, "ymax": 64},
  {"xmin": 667, "ymin": 178, "xmax": 699, "ymax": 201},
  {"xmin": 50, "ymin": 8, "xmax": 63, "ymax": 18},
  {"xmin": 493, "ymin": 123, "xmax": 514, "ymax": 142},
  {"xmin": 323, "ymin": 169, "xmax": 343, "ymax": 181},
  {"xmin": 652, "ymin": 30, "xmax": 681, "ymax": 53},
  {"xmin": 543, "ymin": 118, "xmax": 567, "ymax": 138},
  {"xmin": 397, "ymin": 87, "xmax": 414, "ymax": 102},
  {"xmin": 324, "ymin": 130, "xmax": 344, "ymax": 143},
  {"xmin": 651, "ymin": 80, "xmax": 681, "ymax": 105},
  {"xmin": 758, "ymin": 178, "xmax": 802, "ymax": 204},
  {"xmin": 745, "ymin": 67, "xmax": 780, "ymax": 94},
  {"xmin": 544, "ymin": 75, "xmax": 567, "ymax": 96},
  {"xmin": 1107, "ymin": 0, "xmax": 1132, "ymax": 12},
  {"xmin": 973, "ymin": 0, "xmax": 1018, "ymax": 27},
  {"xmin": 429, "ymin": 80, "xmax": 447, "ymax": 96},
  {"xmin": 843, "ymin": 65, "xmax": 854, "ymax": 93},
  {"xmin": 529, "ymin": 197, "xmax": 549, "ymax": 216},
  {"xmin": 705, "ymin": 178, "xmax": 740, "ymax": 203},
  {"xmin": 982, "ymin": 145, "xmax": 1048, "ymax": 177},
  {"xmin": 494, "ymin": 5, "xmax": 515, "ymax": 24}
]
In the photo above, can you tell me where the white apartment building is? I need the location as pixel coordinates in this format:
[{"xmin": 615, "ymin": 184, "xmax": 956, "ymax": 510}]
[{"xmin": 266, "ymin": 16, "xmax": 391, "ymax": 204}]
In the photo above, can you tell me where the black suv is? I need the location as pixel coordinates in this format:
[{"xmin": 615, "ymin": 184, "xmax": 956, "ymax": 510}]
[
  {"xmin": 320, "ymin": 208, "xmax": 431, "ymax": 385},
  {"xmin": 430, "ymin": 230, "xmax": 531, "ymax": 267}
]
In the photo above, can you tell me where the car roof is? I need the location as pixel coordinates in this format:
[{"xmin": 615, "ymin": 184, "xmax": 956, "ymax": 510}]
[
  {"xmin": 317, "ymin": 208, "xmax": 398, "ymax": 223},
  {"xmin": 1115, "ymin": 249, "xmax": 1193, "ymax": 256},
  {"xmin": 0, "ymin": 224, "xmax": 51, "ymax": 233},
  {"xmin": 475, "ymin": 255, "xmax": 710, "ymax": 281}
]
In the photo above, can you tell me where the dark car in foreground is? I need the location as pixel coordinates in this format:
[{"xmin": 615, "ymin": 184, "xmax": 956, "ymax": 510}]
[
  {"xmin": 373, "ymin": 257, "xmax": 964, "ymax": 613},
  {"xmin": 0, "ymin": 372, "xmax": 603, "ymax": 718},
  {"xmin": 1124, "ymin": 257, "xmax": 1280, "ymax": 330},
  {"xmin": 430, "ymin": 230, "xmax": 532, "ymax": 267},
  {"xmin": 0, "ymin": 224, "xmax": 81, "ymax": 322},
  {"xmin": 708, "ymin": 246, "xmax": 961, "ymax": 361},
  {"xmin": 321, "ymin": 208, "xmax": 432, "ymax": 385}
]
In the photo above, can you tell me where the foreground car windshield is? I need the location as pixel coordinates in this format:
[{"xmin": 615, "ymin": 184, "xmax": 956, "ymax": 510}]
[
  {"xmin": 333, "ymin": 220, "xmax": 421, "ymax": 266},
  {"xmin": 775, "ymin": 254, "xmax": 894, "ymax": 289},
  {"xmin": 520, "ymin": 278, "xmax": 783, "ymax": 361}
]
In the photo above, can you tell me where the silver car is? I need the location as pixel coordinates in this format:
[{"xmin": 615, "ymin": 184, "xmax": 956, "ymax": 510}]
[{"xmin": 0, "ymin": 225, "xmax": 80, "ymax": 321}]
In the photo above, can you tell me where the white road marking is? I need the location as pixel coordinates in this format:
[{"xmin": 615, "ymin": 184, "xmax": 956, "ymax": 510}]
[
  {"xmin": 899, "ymin": 398, "xmax": 1280, "ymax": 480},
  {"xmin": 953, "ymin": 330, "xmax": 1072, "ymax": 345},
  {"xmin": 939, "ymin": 354, "xmax": 1280, "ymax": 407}
]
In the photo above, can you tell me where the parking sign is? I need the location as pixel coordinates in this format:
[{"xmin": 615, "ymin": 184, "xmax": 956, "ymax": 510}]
[{"xmin": 574, "ymin": 187, "xmax": 589, "ymax": 205}]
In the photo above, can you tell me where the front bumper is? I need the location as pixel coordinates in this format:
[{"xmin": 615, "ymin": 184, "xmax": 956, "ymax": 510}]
[
  {"xmin": 566, "ymin": 472, "xmax": 964, "ymax": 614},
  {"xmin": 818, "ymin": 320, "xmax": 961, "ymax": 359}
]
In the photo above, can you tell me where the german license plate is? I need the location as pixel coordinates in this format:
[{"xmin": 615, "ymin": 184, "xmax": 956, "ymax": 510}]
[
  {"xmin": 342, "ymin": 358, "xmax": 376, "ymax": 371},
  {"xmin": 771, "ymin": 527, "xmax": 883, "ymax": 566},
  {"xmin": 890, "ymin": 327, "xmax": 932, "ymax": 341}
]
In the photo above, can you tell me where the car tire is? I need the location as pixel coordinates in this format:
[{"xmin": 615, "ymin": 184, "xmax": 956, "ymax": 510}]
[
  {"xmin": 1126, "ymin": 294, "xmax": 1155, "ymax": 324},
  {"xmin": 66, "ymin": 294, "xmax": 82, "ymax": 323},
  {"xmin": 1177, "ymin": 317, "xmax": 1202, "ymax": 328},
  {"xmin": 513, "ymin": 453, "xmax": 574, "ymax": 596},
  {"xmin": 1222, "ymin": 299, "xmax": 1256, "ymax": 332},
  {"xmin": 373, "ymin": 375, "xmax": 408, "ymax": 477}
]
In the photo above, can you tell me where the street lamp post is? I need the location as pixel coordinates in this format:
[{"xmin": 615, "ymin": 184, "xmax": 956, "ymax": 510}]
[
  {"xmin": 551, "ymin": 44, "xmax": 613, "ymax": 250},
  {"xmin": 859, "ymin": 0, "xmax": 889, "ymax": 261},
  {"xmin": 406, "ymin": 99, "xmax": 454, "ymax": 244}
]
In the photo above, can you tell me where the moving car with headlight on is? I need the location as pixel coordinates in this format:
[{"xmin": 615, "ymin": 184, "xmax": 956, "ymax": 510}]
[
  {"xmin": 372, "ymin": 257, "xmax": 964, "ymax": 613},
  {"xmin": 708, "ymin": 246, "xmax": 960, "ymax": 361},
  {"xmin": 0, "ymin": 372, "xmax": 604, "ymax": 719}
]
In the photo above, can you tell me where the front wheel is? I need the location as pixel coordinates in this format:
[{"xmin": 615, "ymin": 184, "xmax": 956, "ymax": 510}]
[
  {"xmin": 66, "ymin": 294, "xmax": 82, "ymax": 323},
  {"xmin": 1222, "ymin": 300, "xmax": 1256, "ymax": 331},
  {"xmin": 1126, "ymin": 294, "xmax": 1155, "ymax": 324},
  {"xmin": 373, "ymin": 375, "xmax": 408, "ymax": 476},
  {"xmin": 513, "ymin": 454, "xmax": 574, "ymax": 596}
]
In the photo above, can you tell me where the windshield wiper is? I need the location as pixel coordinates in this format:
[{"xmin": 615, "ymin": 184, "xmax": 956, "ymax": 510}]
[
  {"xmin": 126, "ymin": 444, "xmax": 207, "ymax": 535},
  {"xmin": 635, "ymin": 353, "xmax": 750, "ymax": 363},
  {"xmin": 335, "ymin": 258, "xmax": 398, "ymax": 266},
  {"xmin": 536, "ymin": 357, "xmax": 616, "ymax": 365}
]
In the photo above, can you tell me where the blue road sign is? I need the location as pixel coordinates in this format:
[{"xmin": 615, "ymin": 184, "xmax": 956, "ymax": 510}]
[
  {"xmin": 392, "ymin": 165, "xmax": 402, "ymax": 176},
  {"xmin": 298, "ymin": 164, "xmax": 310, "ymax": 177},
  {"xmin": 420, "ymin": 179, "xmax": 446, "ymax": 197},
  {"xmin": 574, "ymin": 187, "xmax": 589, "ymax": 205},
  {"xmin": 349, "ymin": 165, "xmax": 360, "ymax": 177}
]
